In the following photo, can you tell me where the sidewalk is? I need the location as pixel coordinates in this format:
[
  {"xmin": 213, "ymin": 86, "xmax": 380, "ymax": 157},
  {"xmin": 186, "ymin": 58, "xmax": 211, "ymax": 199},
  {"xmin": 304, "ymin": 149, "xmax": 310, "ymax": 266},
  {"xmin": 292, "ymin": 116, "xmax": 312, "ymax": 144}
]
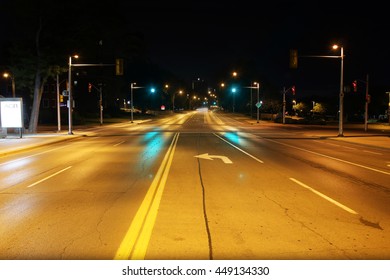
[
  {"xmin": 0, "ymin": 128, "xmax": 91, "ymax": 156},
  {"xmin": 1, "ymin": 122, "xmax": 389, "ymax": 157}
]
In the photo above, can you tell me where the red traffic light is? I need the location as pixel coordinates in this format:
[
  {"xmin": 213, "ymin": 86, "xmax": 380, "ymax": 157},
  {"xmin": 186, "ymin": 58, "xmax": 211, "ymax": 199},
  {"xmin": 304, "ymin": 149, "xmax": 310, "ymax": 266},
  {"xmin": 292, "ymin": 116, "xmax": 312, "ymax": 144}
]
[
  {"xmin": 352, "ymin": 80, "xmax": 357, "ymax": 92},
  {"xmin": 88, "ymin": 82, "xmax": 92, "ymax": 93},
  {"xmin": 291, "ymin": 86, "xmax": 296, "ymax": 95}
]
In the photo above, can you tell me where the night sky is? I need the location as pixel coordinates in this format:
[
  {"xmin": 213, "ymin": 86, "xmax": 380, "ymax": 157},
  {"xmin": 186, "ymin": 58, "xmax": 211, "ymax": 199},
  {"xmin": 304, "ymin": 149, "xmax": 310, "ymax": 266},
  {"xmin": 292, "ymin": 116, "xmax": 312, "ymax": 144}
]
[
  {"xmin": 117, "ymin": 1, "xmax": 390, "ymax": 87},
  {"xmin": 1, "ymin": 0, "xmax": 390, "ymax": 99}
]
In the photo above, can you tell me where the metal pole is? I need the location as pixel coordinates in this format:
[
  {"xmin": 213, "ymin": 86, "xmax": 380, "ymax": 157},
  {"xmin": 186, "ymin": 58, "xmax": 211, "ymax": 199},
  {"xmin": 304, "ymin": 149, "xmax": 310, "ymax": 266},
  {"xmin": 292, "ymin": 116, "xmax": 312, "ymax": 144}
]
[
  {"xmin": 282, "ymin": 87, "xmax": 286, "ymax": 124},
  {"xmin": 250, "ymin": 81, "xmax": 253, "ymax": 119},
  {"xmin": 364, "ymin": 74, "xmax": 369, "ymax": 132},
  {"xmin": 338, "ymin": 47, "xmax": 344, "ymax": 137},
  {"xmin": 256, "ymin": 83, "xmax": 259, "ymax": 123},
  {"xmin": 68, "ymin": 56, "xmax": 73, "ymax": 135},
  {"xmin": 56, "ymin": 74, "xmax": 61, "ymax": 132},
  {"xmin": 130, "ymin": 83, "xmax": 134, "ymax": 123},
  {"xmin": 11, "ymin": 76, "xmax": 15, "ymax": 98},
  {"xmin": 172, "ymin": 94, "xmax": 175, "ymax": 112},
  {"xmin": 233, "ymin": 92, "xmax": 235, "ymax": 113},
  {"xmin": 99, "ymin": 83, "xmax": 103, "ymax": 125},
  {"xmin": 387, "ymin": 92, "xmax": 390, "ymax": 125}
]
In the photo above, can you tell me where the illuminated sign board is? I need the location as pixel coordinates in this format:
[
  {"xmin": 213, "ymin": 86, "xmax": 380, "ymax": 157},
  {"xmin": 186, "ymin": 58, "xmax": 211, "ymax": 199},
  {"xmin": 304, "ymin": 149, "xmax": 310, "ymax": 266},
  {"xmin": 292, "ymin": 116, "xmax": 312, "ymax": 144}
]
[{"xmin": 0, "ymin": 98, "xmax": 23, "ymax": 128}]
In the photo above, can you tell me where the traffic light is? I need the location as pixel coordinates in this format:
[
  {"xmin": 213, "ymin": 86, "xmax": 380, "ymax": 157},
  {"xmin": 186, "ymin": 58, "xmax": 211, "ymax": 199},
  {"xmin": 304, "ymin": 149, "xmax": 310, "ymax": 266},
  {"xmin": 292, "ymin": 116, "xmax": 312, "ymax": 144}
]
[
  {"xmin": 88, "ymin": 82, "xmax": 92, "ymax": 93},
  {"xmin": 291, "ymin": 86, "xmax": 296, "ymax": 95},
  {"xmin": 289, "ymin": 49, "xmax": 298, "ymax": 69},
  {"xmin": 150, "ymin": 87, "xmax": 156, "ymax": 93},
  {"xmin": 352, "ymin": 80, "xmax": 357, "ymax": 92},
  {"xmin": 60, "ymin": 94, "xmax": 64, "ymax": 102},
  {"xmin": 115, "ymin": 58, "xmax": 123, "ymax": 75}
]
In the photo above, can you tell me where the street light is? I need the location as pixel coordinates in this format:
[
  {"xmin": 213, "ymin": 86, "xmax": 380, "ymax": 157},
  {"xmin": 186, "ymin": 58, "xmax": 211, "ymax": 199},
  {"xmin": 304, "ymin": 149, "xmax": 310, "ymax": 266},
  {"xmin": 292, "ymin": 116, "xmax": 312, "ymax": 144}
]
[
  {"xmin": 68, "ymin": 55, "xmax": 78, "ymax": 135},
  {"xmin": 172, "ymin": 90, "xmax": 183, "ymax": 111},
  {"xmin": 332, "ymin": 44, "xmax": 344, "ymax": 137},
  {"xmin": 3, "ymin": 72, "xmax": 15, "ymax": 97}
]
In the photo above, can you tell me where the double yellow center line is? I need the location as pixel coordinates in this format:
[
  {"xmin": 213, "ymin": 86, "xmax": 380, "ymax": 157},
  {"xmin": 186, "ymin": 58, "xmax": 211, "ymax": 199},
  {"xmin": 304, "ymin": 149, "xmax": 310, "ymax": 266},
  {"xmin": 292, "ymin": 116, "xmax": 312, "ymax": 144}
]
[{"xmin": 114, "ymin": 132, "xmax": 180, "ymax": 260}]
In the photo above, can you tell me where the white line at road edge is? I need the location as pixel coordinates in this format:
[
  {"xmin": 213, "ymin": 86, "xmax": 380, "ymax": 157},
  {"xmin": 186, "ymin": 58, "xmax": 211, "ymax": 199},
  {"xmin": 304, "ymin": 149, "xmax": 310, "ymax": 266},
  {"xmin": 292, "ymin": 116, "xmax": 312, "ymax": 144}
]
[
  {"xmin": 266, "ymin": 138, "xmax": 390, "ymax": 176},
  {"xmin": 289, "ymin": 178, "xmax": 358, "ymax": 215},
  {"xmin": 26, "ymin": 166, "xmax": 73, "ymax": 188},
  {"xmin": 114, "ymin": 132, "xmax": 180, "ymax": 260},
  {"xmin": 213, "ymin": 133, "xmax": 264, "ymax": 163}
]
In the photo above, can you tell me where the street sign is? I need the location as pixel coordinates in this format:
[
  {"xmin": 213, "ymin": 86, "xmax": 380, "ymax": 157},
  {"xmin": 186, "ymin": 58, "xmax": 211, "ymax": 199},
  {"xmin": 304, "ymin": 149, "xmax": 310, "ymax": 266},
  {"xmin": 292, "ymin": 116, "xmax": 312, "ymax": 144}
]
[{"xmin": 256, "ymin": 101, "xmax": 262, "ymax": 108}]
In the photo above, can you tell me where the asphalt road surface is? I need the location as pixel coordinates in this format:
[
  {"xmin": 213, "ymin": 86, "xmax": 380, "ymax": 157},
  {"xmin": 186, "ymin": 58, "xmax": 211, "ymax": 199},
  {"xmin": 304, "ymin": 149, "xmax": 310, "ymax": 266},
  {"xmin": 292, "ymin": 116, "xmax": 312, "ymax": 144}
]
[{"xmin": 0, "ymin": 109, "xmax": 389, "ymax": 260}]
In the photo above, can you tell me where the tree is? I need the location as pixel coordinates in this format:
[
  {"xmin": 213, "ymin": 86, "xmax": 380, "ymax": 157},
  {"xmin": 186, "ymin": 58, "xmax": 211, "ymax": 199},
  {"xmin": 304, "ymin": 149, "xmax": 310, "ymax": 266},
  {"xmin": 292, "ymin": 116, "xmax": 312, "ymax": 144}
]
[
  {"xmin": 293, "ymin": 102, "xmax": 306, "ymax": 116},
  {"xmin": 4, "ymin": 0, "xmax": 73, "ymax": 133},
  {"xmin": 3, "ymin": 0, "xmax": 147, "ymax": 132},
  {"xmin": 313, "ymin": 102, "xmax": 326, "ymax": 114}
]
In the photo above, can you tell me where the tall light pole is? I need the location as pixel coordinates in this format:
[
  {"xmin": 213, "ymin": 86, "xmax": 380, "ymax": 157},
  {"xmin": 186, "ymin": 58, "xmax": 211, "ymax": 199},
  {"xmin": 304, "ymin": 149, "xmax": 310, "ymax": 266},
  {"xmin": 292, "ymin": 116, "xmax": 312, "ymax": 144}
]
[
  {"xmin": 364, "ymin": 74, "xmax": 369, "ymax": 132},
  {"xmin": 68, "ymin": 56, "xmax": 73, "ymax": 135},
  {"xmin": 333, "ymin": 45, "xmax": 344, "ymax": 137},
  {"xmin": 232, "ymin": 87, "xmax": 236, "ymax": 113},
  {"xmin": 245, "ymin": 82, "xmax": 260, "ymax": 123},
  {"xmin": 3, "ymin": 73, "xmax": 15, "ymax": 97},
  {"xmin": 386, "ymin": 91, "xmax": 390, "ymax": 125},
  {"xmin": 172, "ymin": 90, "xmax": 183, "ymax": 111},
  {"xmin": 255, "ymin": 82, "xmax": 260, "ymax": 123},
  {"xmin": 130, "ymin": 82, "xmax": 145, "ymax": 123},
  {"xmin": 56, "ymin": 74, "xmax": 61, "ymax": 132},
  {"xmin": 68, "ymin": 55, "xmax": 78, "ymax": 135},
  {"xmin": 231, "ymin": 71, "xmax": 238, "ymax": 113},
  {"xmin": 130, "ymin": 82, "xmax": 135, "ymax": 123},
  {"xmin": 301, "ymin": 45, "xmax": 345, "ymax": 136}
]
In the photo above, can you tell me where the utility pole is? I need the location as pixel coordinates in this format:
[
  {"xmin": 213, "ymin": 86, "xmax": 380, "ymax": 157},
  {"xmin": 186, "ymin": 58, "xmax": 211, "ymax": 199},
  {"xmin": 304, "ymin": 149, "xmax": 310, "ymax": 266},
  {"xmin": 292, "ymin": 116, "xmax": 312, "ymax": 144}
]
[
  {"xmin": 282, "ymin": 87, "xmax": 286, "ymax": 124},
  {"xmin": 56, "ymin": 74, "xmax": 61, "ymax": 132},
  {"xmin": 338, "ymin": 46, "xmax": 344, "ymax": 137},
  {"xmin": 99, "ymin": 83, "xmax": 103, "ymax": 125},
  {"xmin": 68, "ymin": 56, "xmax": 74, "ymax": 135},
  {"xmin": 364, "ymin": 74, "xmax": 369, "ymax": 132}
]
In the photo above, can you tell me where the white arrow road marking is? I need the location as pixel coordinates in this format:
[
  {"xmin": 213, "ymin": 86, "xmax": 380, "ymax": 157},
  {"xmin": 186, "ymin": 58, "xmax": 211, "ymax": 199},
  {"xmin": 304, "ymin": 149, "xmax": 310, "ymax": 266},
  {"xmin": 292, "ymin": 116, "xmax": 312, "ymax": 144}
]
[{"xmin": 194, "ymin": 153, "xmax": 233, "ymax": 164}]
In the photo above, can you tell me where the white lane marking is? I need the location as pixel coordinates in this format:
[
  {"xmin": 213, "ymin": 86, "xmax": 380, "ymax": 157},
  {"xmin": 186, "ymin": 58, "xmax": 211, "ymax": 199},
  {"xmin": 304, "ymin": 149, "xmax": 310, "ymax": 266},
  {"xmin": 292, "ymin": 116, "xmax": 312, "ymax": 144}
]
[
  {"xmin": 113, "ymin": 141, "xmax": 125, "ymax": 147},
  {"xmin": 27, "ymin": 166, "xmax": 73, "ymax": 188},
  {"xmin": 314, "ymin": 140, "xmax": 356, "ymax": 150},
  {"xmin": 266, "ymin": 138, "xmax": 390, "ymax": 176},
  {"xmin": 213, "ymin": 133, "xmax": 264, "ymax": 163},
  {"xmin": 343, "ymin": 146, "xmax": 357, "ymax": 150},
  {"xmin": 0, "ymin": 146, "xmax": 65, "ymax": 167},
  {"xmin": 363, "ymin": 150, "xmax": 383, "ymax": 155},
  {"xmin": 289, "ymin": 178, "xmax": 358, "ymax": 215}
]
